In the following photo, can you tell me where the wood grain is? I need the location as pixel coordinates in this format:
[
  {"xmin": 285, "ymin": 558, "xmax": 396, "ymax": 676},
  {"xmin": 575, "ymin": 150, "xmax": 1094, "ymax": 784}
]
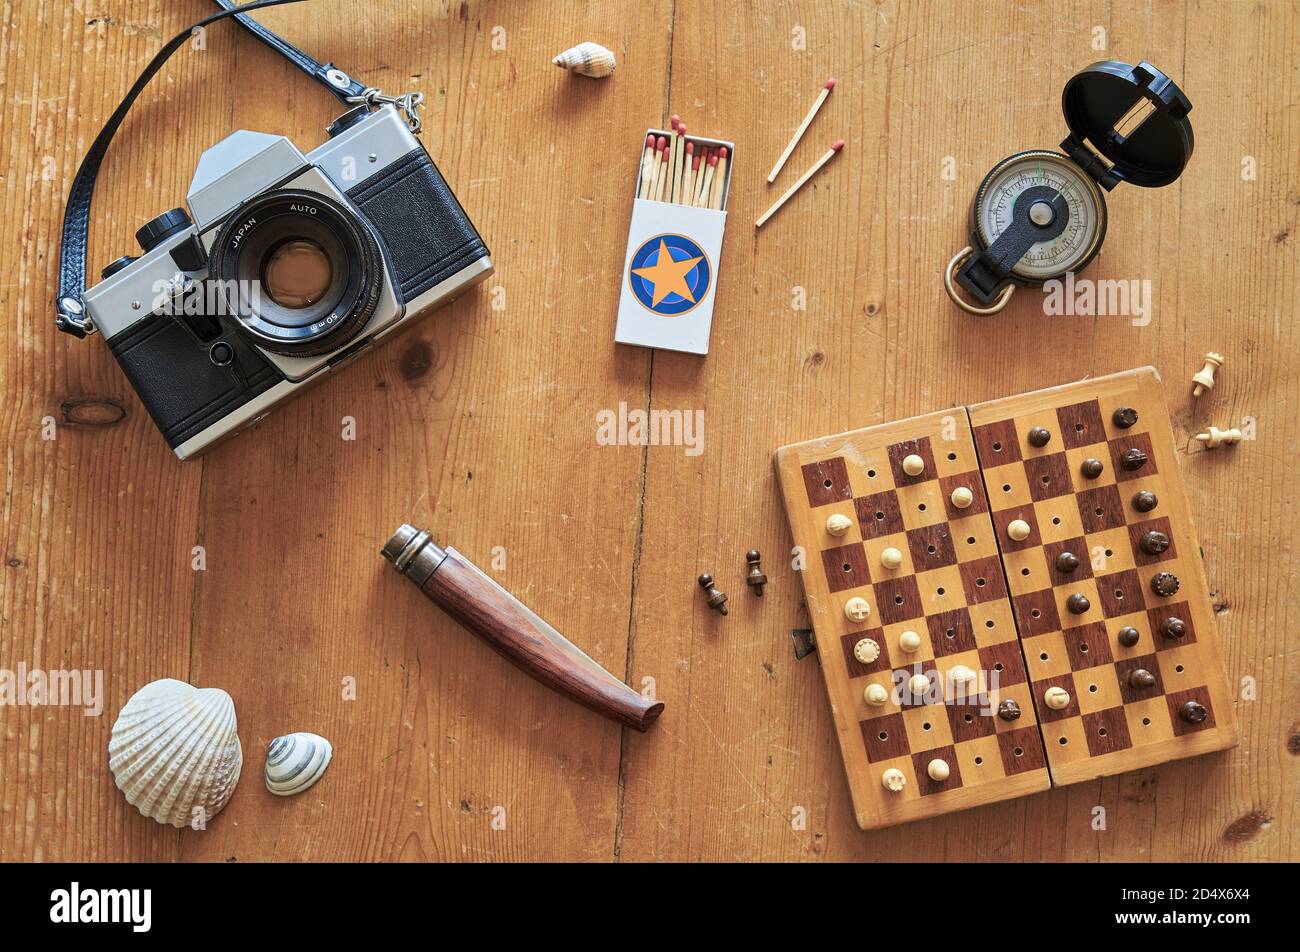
[{"xmin": 1, "ymin": 0, "xmax": 1294, "ymax": 862}]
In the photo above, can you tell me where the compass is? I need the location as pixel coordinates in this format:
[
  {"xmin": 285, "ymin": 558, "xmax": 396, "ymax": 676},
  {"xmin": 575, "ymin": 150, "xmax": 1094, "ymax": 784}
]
[{"xmin": 945, "ymin": 61, "xmax": 1193, "ymax": 315}]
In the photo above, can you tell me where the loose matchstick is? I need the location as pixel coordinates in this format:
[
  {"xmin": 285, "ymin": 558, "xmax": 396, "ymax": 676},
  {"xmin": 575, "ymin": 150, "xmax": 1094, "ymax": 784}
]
[
  {"xmin": 672, "ymin": 123, "xmax": 687, "ymax": 203},
  {"xmin": 755, "ymin": 138, "xmax": 844, "ymax": 228},
  {"xmin": 696, "ymin": 151, "xmax": 717, "ymax": 209},
  {"xmin": 767, "ymin": 77, "xmax": 835, "ymax": 183},
  {"xmin": 709, "ymin": 145, "xmax": 729, "ymax": 210},
  {"xmin": 638, "ymin": 133, "xmax": 656, "ymax": 198},
  {"xmin": 680, "ymin": 141, "xmax": 696, "ymax": 205}
]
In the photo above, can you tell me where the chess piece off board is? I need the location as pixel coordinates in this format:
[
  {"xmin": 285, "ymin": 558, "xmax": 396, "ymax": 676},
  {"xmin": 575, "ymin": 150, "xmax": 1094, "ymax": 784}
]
[{"xmin": 773, "ymin": 368, "xmax": 1236, "ymax": 830}]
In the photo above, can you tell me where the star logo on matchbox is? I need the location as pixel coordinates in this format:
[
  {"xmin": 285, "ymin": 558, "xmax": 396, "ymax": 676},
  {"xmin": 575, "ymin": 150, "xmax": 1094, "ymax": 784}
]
[{"xmin": 628, "ymin": 234, "xmax": 711, "ymax": 316}]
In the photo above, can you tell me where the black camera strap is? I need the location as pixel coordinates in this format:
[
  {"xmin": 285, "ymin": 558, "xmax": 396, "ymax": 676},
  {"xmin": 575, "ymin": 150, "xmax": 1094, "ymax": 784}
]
[{"xmin": 55, "ymin": 0, "xmax": 422, "ymax": 338}]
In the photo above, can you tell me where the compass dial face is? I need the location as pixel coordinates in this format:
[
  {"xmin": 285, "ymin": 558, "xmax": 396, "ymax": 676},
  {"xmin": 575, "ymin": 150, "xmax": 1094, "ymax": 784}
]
[{"xmin": 974, "ymin": 151, "xmax": 1106, "ymax": 281}]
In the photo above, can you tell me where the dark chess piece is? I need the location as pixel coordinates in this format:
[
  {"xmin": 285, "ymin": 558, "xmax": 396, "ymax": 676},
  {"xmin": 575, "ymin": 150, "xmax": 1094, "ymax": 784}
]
[
  {"xmin": 745, "ymin": 550, "xmax": 767, "ymax": 596},
  {"xmin": 698, "ymin": 573, "xmax": 728, "ymax": 615},
  {"xmin": 1151, "ymin": 572, "xmax": 1180, "ymax": 597},
  {"xmin": 1179, "ymin": 699, "xmax": 1208, "ymax": 724},
  {"xmin": 1117, "ymin": 626, "xmax": 1140, "ymax": 648},
  {"xmin": 1113, "ymin": 407, "xmax": 1139, "ymax": 429},
  {"xmin": 1132, "ymin": 490, "xmax": 1158, "ymax": 512},
  {"xmin": 1160, "ymin": 616, "xmax": 1187, "ymax": 640},
  {"xmin": 1027, "ymin": 426, "xmax": 1051, "ymax": 448},
  {"xmin": 1080, "ymin": 458, "xmax": 1104, "ymax": 479},
  {"xmin": 1128, "ymin": 668, "xmax": 1157, "ymax": 689},
  {"xmin": 997, "ymin": 699, "xmax": 1021, "ymax": 722},
  {"xmin": 1139, "ymin": 530, "xmax": 1171, "ymax": 555},
  {"xmin": 1055, "ymin": 551, "xmax": 1080, "ymax": 574},
  {"xmin": 1066, "ymin": 592, "xmax": 1091, "ymax": 615},
  {"xmin": 1120, "ymin": 447, "xmax": 1149, "ymax": 471}
]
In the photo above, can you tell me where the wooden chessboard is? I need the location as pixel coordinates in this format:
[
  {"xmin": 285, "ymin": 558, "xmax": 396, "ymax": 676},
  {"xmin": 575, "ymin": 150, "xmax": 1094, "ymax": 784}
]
[{"xmin": 773, "ymin": 368, "xmax": 1237, "ymax": 830}]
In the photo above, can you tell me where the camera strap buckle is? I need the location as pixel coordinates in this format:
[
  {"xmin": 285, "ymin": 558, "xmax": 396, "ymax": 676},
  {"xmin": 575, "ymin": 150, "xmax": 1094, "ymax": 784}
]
[{"xmin": 346, "ymin": 88, "xmax": 426, "ymax": 134}]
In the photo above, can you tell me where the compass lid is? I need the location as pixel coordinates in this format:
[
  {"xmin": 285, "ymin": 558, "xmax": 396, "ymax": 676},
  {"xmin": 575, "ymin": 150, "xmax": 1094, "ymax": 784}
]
[{"xmin": 1061, "ymin": 60, "xmax": 1193, "ymax": 188}]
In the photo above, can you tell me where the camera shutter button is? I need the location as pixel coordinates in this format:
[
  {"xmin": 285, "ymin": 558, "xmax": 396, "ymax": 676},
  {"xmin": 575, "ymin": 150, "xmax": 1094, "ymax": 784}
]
[
  {"xmin": 209, "ymin": 341, "xmax": 235, "ymax": 367},
  {"xmin": 136, "ymin": 208, "xmax": 193, "ymax": 252}
]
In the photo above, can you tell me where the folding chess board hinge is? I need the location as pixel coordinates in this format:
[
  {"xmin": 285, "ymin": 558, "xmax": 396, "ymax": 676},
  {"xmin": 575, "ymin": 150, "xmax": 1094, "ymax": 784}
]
[{"xmin": 790, "ymin": 628, "xmax": 817, "ymax": 660}]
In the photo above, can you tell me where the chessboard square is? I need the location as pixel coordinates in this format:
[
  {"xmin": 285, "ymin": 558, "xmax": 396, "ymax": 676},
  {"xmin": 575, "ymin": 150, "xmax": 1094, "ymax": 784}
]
[
  {"xmin": 956, "ymin": 735, "xmax": 1007, "ymax": 781},
  {"xmin": 903, "ymin": 705, "xmax": 955, "ymax": 751},
  {"xmin": 1054, "ymin": 578, "xmax": 1102, "ymax": 629},
  {"xmin": 1098, "ymin": 568, "xmax": 1145, "ymax": 618},
  {"xmin": 973, "ymin": 418, "xmax": 1023, "ymax": 465},
  {"xmin": 860, "ymin": 711, "xmax": 910, "ymax": 762},
  {"xmin": 907, "ymin": 523, "xmax": 958, "ymax": 572},
  {"xmin": 1115, "ymin": 652, "xmax": 1165, "ymax": 704},
  {"xmin": 911, "ymin": 744, "xmax": 963, "ymax": 795},
  {"xmin": 855, "ymin": 673, "xmax": 901, "ymax": 720},
  {"xmin": 1042, "ymin": 717, "xmax": 1090, "ymax": 765},
  {"xmin": 897, "ymin": 482, "xmax": 946, "ymax": 530},
  {"xmin": 855, "ymin": 490, "xmax": 905, "ymax": 540},
  {"xmin": 970, "ymin": 599, "xmax": 1017, "ymax": 647},
  {"xmin": 984, "ymin": 463, "xmax": 1033, "ymax": 511},
  {"xmin": 1056, "ymin": 399, "xmax": 1106, "ymax": 449},
  {"xmin": 871, "ymin": 756, "xmax": 921, "ymax": 804},
  {"xmin": 1023, "ymin": 631, "xmax": 1071, "ymax": 679},
  {"xmin": 1073, "ymin": 665, "xmax": 1123, "ymax": 714},
  {"xmin": 1001, "ymin": 546, "xmax": 1046, "ymax": 596},
  {"xmin": 1108, "ymin": 431, "xmax": 1158, "ymax": 483},
  {"xmin": 1128, "ymin": 516, "xmax": 1178, "ymax": 566},
  {"xmin": 1090, "ymin": 527, "xmax": 1136, "ymax": 574},
  {"xmin": 1077, "ymin": 484, "xmax": 1127, "ymax": 533},
  {"xmin": 979, "ymin": 640, "xmax": 1028, "ymax": 687},
  {"xmin": 884, "ymin": 621, "xmax": 935, "ymax": 666},
  {"xmin": 940, "ymin": 471, "xmax": 989, "ymax": 519},
  {"xmin": 895, "ymin": 665, "xmax": 941, "ymax": 708},
  {"xmin": 1107, "ymin": 611, "xmax": 1153, "ymax": 658},
  {"xmin": 950, "ymin": 516, "xmax": 998, "ymax": 561},
  {"xmin": 1032, "ymin": 498, "xmax": 1086, "ymax": 543},
  {"xmin": 1063, "ymin": 621, "xmax": 1114, "ymax": 669},
  {"xmin": 997, "ymin": 726, "xmax": 1048, "ymax": 775},
  {"xmin": 1125, "ymin": 696, "xmax": 1175, "ymax": 744},
  {"xmin": 818, "ymin": 505, "xmax": 861, "ymax": 544},
  {"xmin": 1045, "ymin": 536, "xmax": 1094, "ymax": 586},
  {"xmin": 802, "ymin": 457, "xmax": 853, "ymax": 507},
  {"xmin": 854, "ymin": 456, "xmax": 897, "ymax": 492},
  {"xmin": 875, "ymin": 575, "xmax": 923, "ymax": 625},
  {"xmin": 887, "ymin": 436, "xmax": 937, "ymax": 486},
  {"xmin": 1013, "ymin": 588, "xmax": 1061, "ymax": 637},
  {"xmin": 991, "ymin": 503, "xmax": 1040, "ymax": 551},
  {"xmin": 994, "ymin": 683, "xmax": 1040, "ymax": 730},
  {"xmin": 934, "ymin": 439, "xmax": 976, "ymax": 477},
  {"xmin": 1024, "ymin": 452, "xmax": 1075, "ymax": 501},
  {"xmin": 1156, "ymin": 643, "xmax": 1208, "ymax": 696},
  {"xmin": 934, "ymin": 647, "xmax": 985, "ymax": 703},
  {"xmin": 862, "ymin": 532, "xmax": 913, "ymax": 577},
  {"xmin": 1122, "ymin": 475, "xmax": 1164, "ymax": 523},
  {"xmin": 1082, "ymin": 706, "xmax": 1134, "ymax": 757},
  {"xmin": 822, "ymin": 543, "xmax": 871, "ymax": 593},
  {"xmin": 947, "ymin": 699, "xmax": 997, "ymax": 743},
  {"xmin": 1035, "ymin": 672, "xmax": 1080, "ymax": 722},
  {"xmin": 1166, "ymin": 686, "xmax": 1217, "ymax": 736},
  {"xmin": 926, "ymin": 608, "xmax": 977, "ymax": 657},
  {"xmin": 1148, "ymin": 601, "xmax": 1197, "ymax": 650},
  {"xmin": 916, "ymin": 565, "xmax": 966, "ymax": 616},
  {"xmin": 1066, "ymin": 445, "xmax": 1117, "ymax": 489},
  {"xmin": 841, "ymin": 629, "xmax": 891, "ymax": 678},
  {"xmin": 960, "ymin": 556, "xmax": 1009, "ymax": 605}
]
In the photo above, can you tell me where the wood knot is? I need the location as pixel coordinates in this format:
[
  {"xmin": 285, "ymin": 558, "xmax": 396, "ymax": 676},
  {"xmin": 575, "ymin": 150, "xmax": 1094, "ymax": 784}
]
[
  {"xmin": 60, "ymin": 398, "xmax": 127, "ymax": 427},
  {"xmin": 864, "ymin": 302, "xmax": 880, "ymax": 316},
  {"xmin": 1222, "ymin": 810, "xmax": 1271, "ymax": 842},
  {"xmin": 398, "ymin": 338, "xmax": 434, "ymax": 382},
  {"xmin": 1287, "ymin": 722, "xmax": 1300, "ymax": 756}
]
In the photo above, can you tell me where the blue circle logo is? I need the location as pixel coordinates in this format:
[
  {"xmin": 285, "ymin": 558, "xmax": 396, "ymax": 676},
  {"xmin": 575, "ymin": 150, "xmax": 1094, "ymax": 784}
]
[{"xmin": 627, "ymin": 234, "xmax": 711, "ymax": 316}]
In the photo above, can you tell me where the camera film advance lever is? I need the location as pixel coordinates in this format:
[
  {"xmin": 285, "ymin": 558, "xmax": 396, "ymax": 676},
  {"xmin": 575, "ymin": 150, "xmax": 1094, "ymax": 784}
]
[{"xmin": 383, "ymin": 525, "xmax": 665, "ymax": 732}]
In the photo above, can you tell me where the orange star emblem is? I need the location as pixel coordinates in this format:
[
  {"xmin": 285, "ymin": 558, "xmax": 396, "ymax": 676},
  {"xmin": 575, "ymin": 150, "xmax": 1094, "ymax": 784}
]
[{"xmin": 631, "ymin": 239, "xmax": 704, "ymax": 307}]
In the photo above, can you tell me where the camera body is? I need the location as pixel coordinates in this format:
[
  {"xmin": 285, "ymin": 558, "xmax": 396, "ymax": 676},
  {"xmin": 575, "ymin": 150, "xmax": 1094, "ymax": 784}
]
[{"xmin": 83, "ymin": 104, "xmax": 493, "ymax": 459}]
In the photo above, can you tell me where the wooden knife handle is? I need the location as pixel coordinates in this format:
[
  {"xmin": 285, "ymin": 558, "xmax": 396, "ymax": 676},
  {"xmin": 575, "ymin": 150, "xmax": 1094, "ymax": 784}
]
[{"xmin": 383, "ymin": 527, "xmax": 663, "ymax": 731}]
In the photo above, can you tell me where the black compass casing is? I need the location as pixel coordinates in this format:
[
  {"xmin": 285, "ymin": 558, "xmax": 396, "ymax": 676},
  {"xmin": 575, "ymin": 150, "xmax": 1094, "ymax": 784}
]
[{"xmin": 954, "ymin": 60, "xmax": 1193, "ymax": 309}]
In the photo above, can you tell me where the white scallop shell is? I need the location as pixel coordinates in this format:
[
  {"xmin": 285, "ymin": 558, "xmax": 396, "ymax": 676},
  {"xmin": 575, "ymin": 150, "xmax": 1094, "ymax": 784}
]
[
  {"xmin": 108, "ymin": 679, "xmax": 242, "ymax": 828},
  {"xmin": 552, "ymin": 42, "xmax": 616, "ymax": 78},
  {"xmin": 264, "ymin": 732, "xmax": 332, "ymax": 796}
]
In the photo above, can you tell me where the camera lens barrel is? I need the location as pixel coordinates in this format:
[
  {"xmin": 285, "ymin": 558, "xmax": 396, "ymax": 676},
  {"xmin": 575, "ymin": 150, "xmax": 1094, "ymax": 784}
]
[{"xmin": 209, "ymin": 189, "xmax": 384, "ymax": 357}]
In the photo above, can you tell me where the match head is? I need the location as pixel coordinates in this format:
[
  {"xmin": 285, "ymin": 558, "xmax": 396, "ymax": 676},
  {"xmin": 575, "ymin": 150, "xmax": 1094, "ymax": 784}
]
[
  {"xmin": 686, "ymin": 141, "xmax": 695, "ymax": 155},
  {"xmin": 678, "ymin": 123, "xmax": 687, "ymax": 134},
  {"xmin": 656, "ymin": 135, "xmax": 667, "ymax": 151},
  {"xmin": 825, "ymin": 78, "xmax": 837, "ymax": 90},
  {"xmin": 692, "ymin": 153, "xmax": 701, "ymax": 169},
  {"xmin": 670, "ymin": 114, "xmax": 681, "ymax": 129},
  {"xmin": 831, "ymin": 138, "xmax": 845, "ymax": 152},
  {"xmin": 645, "ymin": 134, "xmax": 655, "ymax": 148},
  {"xmin": 709, "ymin": 152, "xmax": 719, "ymax": 166},
  {"xmin": 717, "ymin": 146, "xmax": 728, "ymax": 159}
]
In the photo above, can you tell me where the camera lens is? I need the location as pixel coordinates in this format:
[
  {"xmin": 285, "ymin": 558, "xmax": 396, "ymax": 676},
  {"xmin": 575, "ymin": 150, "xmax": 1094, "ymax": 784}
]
[{"xmin": 209, "ymin": 189, "xmax": 384, "ymax": 356}]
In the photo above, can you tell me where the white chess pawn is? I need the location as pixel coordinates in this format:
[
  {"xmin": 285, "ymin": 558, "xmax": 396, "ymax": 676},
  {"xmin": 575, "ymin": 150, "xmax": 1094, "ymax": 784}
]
[
  {"xmin": 1007, "ymin": 519, "xmax": 1031, "ymax": 542},
  {"xmin": 1191, "ymin": 352, "xmax": 1224, "ymax": 397},
  {"xmin": 1196, "ymin": 426, "xmax": 1242, "ymax": 449},
  {"xmin": 880, "ymin": 547, "xmax": 904, "ymax": 570},
  {"xmin": 901, "ymin": 454, "xmax": 925, "ymax": 477},
  {"xmin": 927, "ymin": 758, "xmax": 950, "ymax": 782},
  {"xmin": 950, "ymin": 486, "xmax": 974, "ymax": 509},
  {"xmin": 898, "ymin": 630, "xmax": 922, "ymax": 653}
]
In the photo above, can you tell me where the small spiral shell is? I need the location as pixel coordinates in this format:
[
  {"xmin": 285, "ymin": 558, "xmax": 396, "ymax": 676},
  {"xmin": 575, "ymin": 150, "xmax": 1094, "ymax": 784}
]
[
  {"xmin": 264, "ymin": 732, "xmax": 333, "ymax": 796},
  {"xmin": 552, "ymin": 42, "xmax": 616, "ymax": 78}
]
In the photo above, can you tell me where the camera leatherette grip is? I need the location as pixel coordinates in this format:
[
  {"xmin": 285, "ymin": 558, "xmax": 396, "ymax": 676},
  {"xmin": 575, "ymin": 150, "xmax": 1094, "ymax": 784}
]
[
  {"xmin": 416, "ymin": 548, "xmax": 665, "ymax": 732},
  {"xmin": 108, "ymin": 314, "xmax": 283, "ymax": 449},
  {"xmin": 346, "ymin": 148, "xmax": 489, "ymax": 302}
]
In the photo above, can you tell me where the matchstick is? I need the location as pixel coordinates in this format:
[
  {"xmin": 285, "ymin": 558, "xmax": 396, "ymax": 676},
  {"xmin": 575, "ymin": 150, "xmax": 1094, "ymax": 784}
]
[
  {"xmin": 647, "ymin": 135, "xmax": 667, "ymax": 201},
  {"xmin": 693, "ymin": 147, "xmax": 711, "ymax": 206},
  {"xmin": 672, "ymin": 123, "xmax": 688, "ymax": 203},
  {"xmin": 755, "ymin": 138, "xmax": 844, "ymax": 228},
  {"xmin": 767, "ymin": 77, "xmax": 835, "ymax": 183},
  {"xmin": 638, "ymin": 133, "xmax": 656, "ymax": 199},
  {"xmin": 681, "ymin": 141, "xmax": 696, "ymax": 206},
  {"xmin": 709, "ymin": 145, "xmax": 729, "ymax": 210},
  {"xmin": 655, "ymin": 136, "xmax": 671, "ymax": 202},
  {"xmin": 667, "ymin": 115, "xmax": 681, "ymax": 202},
  {"xmin": 696, "ymin": 151, "xmax": 717, "ymax": 209}
]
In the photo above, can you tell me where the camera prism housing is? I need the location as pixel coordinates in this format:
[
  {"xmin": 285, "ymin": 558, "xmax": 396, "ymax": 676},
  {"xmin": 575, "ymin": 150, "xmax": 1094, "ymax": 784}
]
[{"xmin": 83, "ymin": 105, "xmax": 493, "ymax": 459}]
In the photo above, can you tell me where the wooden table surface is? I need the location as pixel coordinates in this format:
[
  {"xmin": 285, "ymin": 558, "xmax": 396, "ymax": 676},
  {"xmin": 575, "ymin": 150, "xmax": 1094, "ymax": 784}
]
[{"xmin": 2, "ymin": 0, "xmax": 1295, "ymax": 863}]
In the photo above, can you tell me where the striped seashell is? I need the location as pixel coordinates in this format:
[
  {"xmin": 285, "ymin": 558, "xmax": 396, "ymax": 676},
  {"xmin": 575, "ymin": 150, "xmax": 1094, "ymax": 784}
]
[
  {"xmin": 264, "ymin": 732, "xmax": 333, "ymax": 796},
  {"xmin": 108, "ymin": 679, "xmax": 243, "ymax": 828},
  {"xmin": 552, "ymin": 42, "xmax": 616, "ymax": 78}
]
